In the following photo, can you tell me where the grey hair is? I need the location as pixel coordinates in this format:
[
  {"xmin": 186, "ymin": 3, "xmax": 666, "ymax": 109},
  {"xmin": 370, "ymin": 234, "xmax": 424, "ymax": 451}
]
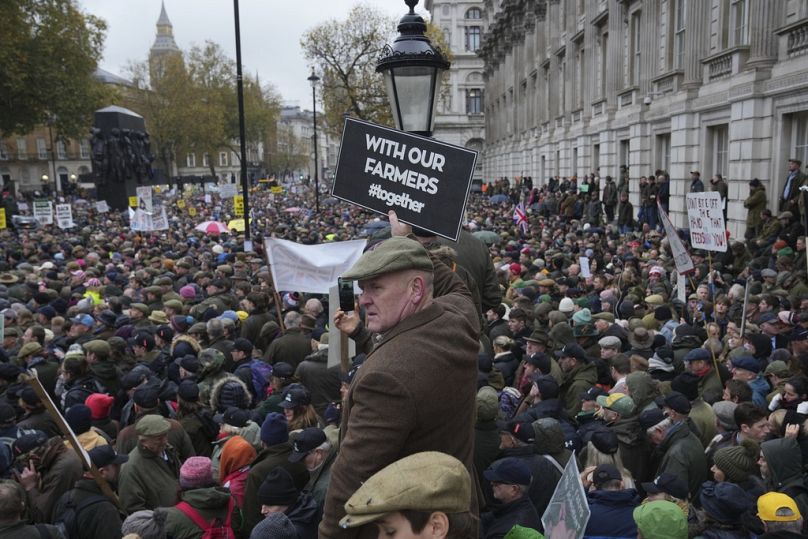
[
  {"xmin": 284, "ymin": 310, "xmax": 302, "ymax": 329},
  {"xmin": 206, "ymin": 318, "xmax": 224, "ymax": 338}
]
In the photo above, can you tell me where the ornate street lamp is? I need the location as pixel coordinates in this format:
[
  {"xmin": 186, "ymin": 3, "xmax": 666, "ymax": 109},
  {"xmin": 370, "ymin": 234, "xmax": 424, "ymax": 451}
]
[
  {"xmin": 376, "ymin": 0, "xmax": 450, "ymax": 137},
  {"xmin": 308, "ymin": 69, "xmax": 321, "ymax": 214}
]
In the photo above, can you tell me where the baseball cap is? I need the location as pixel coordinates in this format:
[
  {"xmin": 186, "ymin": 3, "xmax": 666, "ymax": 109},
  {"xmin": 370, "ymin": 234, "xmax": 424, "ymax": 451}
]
[
  {"xmin": 641, "ymin": 473, "xmax": 689, "ymax": 500},
  {"xmin": 88, "ymin": 445, "xmax": 129, "ymax": 468},
  {"xmin": 213, "ymin": 407, "xmax": 250, "ymax": 428},
  {"xmin": 288, "ymin": 428, "xmax": 327, "ymax": 463},
  {"xmin": 663, "ymin": 391, "xmax": 691, "ymax": 414},
  {"xmin": 758, "ymin": 312, "xmax": 779, "ymax": 325},
  {"xmin": 483, "ymin": 457, "xmax": 532, "ymax": 486},
  {"xmin": 592, "ymin": 463, "xmax": 621, "ymax": 487},
  {"xmin": 596, "ymin": 393, "xmax": 636, "ymax": 417},
  {"xmin": 555, "ymin": 343, "xmax": 587, "ymax": 362},
  {"xmin": 757, "ymin": 492, "xmax": 802, "ymax": 522},
  {"xmin": 72, "ymin": 314, "xmax": 94, "ymax": 327},
  {"xmin": 279, "ymin": 387, "xmax": 311, "ymax": 409}
]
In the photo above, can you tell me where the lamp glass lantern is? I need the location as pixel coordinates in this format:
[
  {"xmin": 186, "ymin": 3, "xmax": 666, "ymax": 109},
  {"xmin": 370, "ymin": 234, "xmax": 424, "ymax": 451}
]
[{"xmin": 376, "ymin": 0, "xmax": 450, "ymax": 137}]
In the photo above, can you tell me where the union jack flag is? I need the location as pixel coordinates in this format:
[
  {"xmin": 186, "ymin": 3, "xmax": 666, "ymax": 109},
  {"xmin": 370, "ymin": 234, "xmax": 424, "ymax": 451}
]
[{"xmin": 513, "ymin": 203, "xmax": 528, "ymax": 233}]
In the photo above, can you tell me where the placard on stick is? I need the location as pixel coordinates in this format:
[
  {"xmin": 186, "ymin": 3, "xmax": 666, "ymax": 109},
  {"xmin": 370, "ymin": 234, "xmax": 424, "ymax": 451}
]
[
  {"xmin": 686, "ymin": 192, "xmax": 727, "ymax": 252},
  {"xmin": 332, "ymin": 118, "xmax": 477, "ymax": 241}
]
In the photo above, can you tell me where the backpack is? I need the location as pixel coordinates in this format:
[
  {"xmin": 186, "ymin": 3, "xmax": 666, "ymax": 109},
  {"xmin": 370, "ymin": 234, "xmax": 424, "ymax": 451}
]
[
  {"xmin": 54, "ymin": 491, "xmax": 108, "ymax": 539},
  {"xmin": 195, "ymin": 409, "xmax": 220, "ymax": 442},
  {"xmin": 176, "ymin": 497, "xmax": 235, "ymax": 539},
  {"xmin": 248, "ymin": 359, "xmax": 272, "ymax": 400}
]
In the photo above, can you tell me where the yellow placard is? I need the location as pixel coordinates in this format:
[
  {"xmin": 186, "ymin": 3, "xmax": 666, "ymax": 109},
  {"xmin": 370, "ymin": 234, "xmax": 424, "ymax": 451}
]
[
  {"xmin": 233, "ymin": 195, "xmax": 244, "ymax": 216},
  {"xmin": 270, "ymin": 186, "xmax": 283, "ymax": 194},
  {"xmin": 188, "ymin": 207, "xmax": 197, "ymax": 217},
  {"xmin": 128, "ymin": 196, "xmax": 138, "ymax": 208},
  {"xmin": 0, "ymin": 208, "xmax": 6, "ymax": 230},
  {"xmin": 177, "ymin": 199, "xmax": 186, "ymax": 209},
  {"xmin": 154, "ymin": 186, "xmax": 161, "ymax": 194}
]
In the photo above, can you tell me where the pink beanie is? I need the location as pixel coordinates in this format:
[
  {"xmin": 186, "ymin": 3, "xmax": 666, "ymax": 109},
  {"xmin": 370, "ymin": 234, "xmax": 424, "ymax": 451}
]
[
  {"xmin": 179, "ymin": 285, "xmax": 196, "ymax": 299},
  {"xmin": 85, "ymin": 393, "xmax": 114, "ymax": 420},
  {"xmin": 179, "ymin": 456, "xmax": 213, "ymax": 489}
]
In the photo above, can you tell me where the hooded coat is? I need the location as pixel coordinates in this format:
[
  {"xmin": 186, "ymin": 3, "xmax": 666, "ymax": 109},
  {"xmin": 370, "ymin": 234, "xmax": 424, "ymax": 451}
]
[
  {"xmin": 656, "ymin": 421, "xmax": 709, "ymax": 500},
  {"xmin": 560, "ymin": 361, "xmax": 598, "ymax": 417},
  {"xmin": 118, "ymin": 442, "xmax": 181, "ymax": 514},
  {"xmin": 761, "ymin": 438, "xmax": 808, "ymax": 521},
  {"xmin": 163, "ymin": 486, "xmax": 234, "ymax": 539}
]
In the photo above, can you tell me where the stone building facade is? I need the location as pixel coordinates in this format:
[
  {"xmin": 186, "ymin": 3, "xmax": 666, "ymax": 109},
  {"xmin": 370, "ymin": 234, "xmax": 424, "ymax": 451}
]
[
  {"xmin": 479, "ymin": 0, "xmax": 808, "ymax": 237},
  {"xmin": 425, "ymin": 0, "xmax": 487, "ymax": 181}
]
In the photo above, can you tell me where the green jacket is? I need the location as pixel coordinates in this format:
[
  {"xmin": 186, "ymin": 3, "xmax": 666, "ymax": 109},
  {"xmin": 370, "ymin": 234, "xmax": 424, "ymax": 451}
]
[
  {"xmin": 163, "ymin": 486, "xmax": 235, "ymax": 539},
  {"xmin": 689, "ymin": 398, "xmax": 718, "ymax": 449},
  {"xmin": 656, "ymin": 421, "xmax": 709, "ymax": 500},
  {"xmin": 744, "ymin": 186, "xmax": 767, "ymax": 228},
  {"xmin": 118, "ymin": 443, "xmax": 181, "ymax": 514},
  {"xmin": 560, "ymin": 362, "xmax": 598, "ymax": 417}
]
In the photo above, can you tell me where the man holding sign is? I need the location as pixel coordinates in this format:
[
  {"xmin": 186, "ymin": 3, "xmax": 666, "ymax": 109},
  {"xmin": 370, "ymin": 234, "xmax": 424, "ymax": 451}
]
[{"xmin": 320, "ymin": 211, "xmax": 481, "ymax": 538}]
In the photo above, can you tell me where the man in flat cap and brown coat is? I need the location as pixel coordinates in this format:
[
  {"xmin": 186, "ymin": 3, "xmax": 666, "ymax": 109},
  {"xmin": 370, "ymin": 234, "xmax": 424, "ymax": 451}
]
[{"xmin": 320, "ymin": 211, "xmax": 481, "ymax": 538}]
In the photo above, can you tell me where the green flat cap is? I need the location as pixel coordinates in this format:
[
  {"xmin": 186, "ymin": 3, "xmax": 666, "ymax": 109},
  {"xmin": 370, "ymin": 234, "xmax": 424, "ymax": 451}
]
[
  {"xmin": 163, "ymin": 299, "xmax": 183, "ymax": 311},
  {"xmin": 341, "ymin": 237, "xmax": 433, "ymax": 281},
  {"xmin": 83, "ymin": 340, "xmax": 111, "ymax": 356},
  {"xmin": 18, "ymin": 342, "xmax": 42, "ymax": 359},
  {"xmin": 130, "ymin": 303, "xmax": 151, "ymax": 315},
  {"xmin": 340, "ymin": 451, "xmax": 470, "ymax": 529},
  {"xmin": 143, "ymin": 286, "xmax": 162, "ymax": 296},
  {"xmin": 135, "ymin": 414, "xmax": 170, "ymax": 437},
  {"xmin": 592, "ymin": 312, "xmax": 615, "ymax": 323}
]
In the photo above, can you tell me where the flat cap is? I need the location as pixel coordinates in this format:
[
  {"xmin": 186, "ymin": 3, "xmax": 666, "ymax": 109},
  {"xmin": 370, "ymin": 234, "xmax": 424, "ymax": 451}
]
[
  {"xmin": 592, "ymin": 312, "xmax": 615, "ymax": 323},
  {"xmin": 598, "ymin": 335, "xmax": 622, "ymax": 349},
  {"xmin": 83, "ymin": 340, "xmax": 111, "ymax": 356},
  {"xmin": 130, "ymin": 303, "xmax": 151, "ymax": 315},
  {"xmin": 340, "ymin": 451, "xmax": 470, "ymax": 529},
  {"xmin": 135, "ymin": 414, "xmax": 170, "ymax": 437},
  {"xmin": 341, "ymin": 237, "xmax": 433, "ymax": 281}
]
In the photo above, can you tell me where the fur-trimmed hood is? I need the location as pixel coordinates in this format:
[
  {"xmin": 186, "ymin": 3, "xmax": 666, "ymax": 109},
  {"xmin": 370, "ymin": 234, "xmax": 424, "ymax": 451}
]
[
  {"xmin": 210, "ymin": 374, "xmax": 251, "ymax": 412},
  {"xmin": 171, "ymin": 334, "xmax": 202, "ymax": 356}
]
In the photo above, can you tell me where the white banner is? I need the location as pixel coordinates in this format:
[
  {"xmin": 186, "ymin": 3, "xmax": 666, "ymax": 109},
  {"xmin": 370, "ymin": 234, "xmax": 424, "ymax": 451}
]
[
  {"xmin": 55, "ymin": 204, "xmax": 74, "ymax": 229},
  {"xmin": 579, "ymin": 257, "xmax": 591, "ymax": 279},
  {"xmin": 686, "ymin": 192, "xmax": 727, "ymax": 252},
  {"xmin": 658, "ymin": 202, "xmax": 695, "ymax": 274},
  {"xmin": 130, "ymin": 207, "xmax": 169, "ymax": 231},
  {"xmin": 95, "ymin": 200, "xmax": 109, "ymax": 213},
  {"xmin": 265, "ymin": 237, "xmax": 367, "ymax": 294},
  {"xmin": 33, "ymin": 200, "xmax": 53, "ymax": 225}
]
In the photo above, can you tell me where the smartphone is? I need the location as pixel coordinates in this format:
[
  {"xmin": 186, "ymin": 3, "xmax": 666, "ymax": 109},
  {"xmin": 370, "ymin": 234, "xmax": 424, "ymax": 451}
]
[{"xmin": 338, "ymin": 278, "xmax": 355, "ymax": 312}]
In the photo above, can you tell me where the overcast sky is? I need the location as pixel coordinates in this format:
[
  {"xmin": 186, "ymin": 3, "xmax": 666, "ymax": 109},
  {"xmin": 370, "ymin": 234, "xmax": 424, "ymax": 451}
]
[{"xmin": 78, "ymin": 0, "xmax": 418, "ymax": 108}]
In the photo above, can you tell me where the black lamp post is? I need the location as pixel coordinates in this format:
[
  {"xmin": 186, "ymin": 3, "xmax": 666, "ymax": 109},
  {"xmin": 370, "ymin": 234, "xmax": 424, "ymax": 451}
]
[
  {"xmin": 308, "ymin": 69, "xmax": 320, "ymax": 214},
  {"xmin": 376, "ymin": 0, "xmax": 450, "ymax": 137}
]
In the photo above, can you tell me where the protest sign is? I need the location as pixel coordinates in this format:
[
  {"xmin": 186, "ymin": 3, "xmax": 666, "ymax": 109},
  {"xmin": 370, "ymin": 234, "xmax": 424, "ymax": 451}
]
[
  {"xmin": 17, "ymin": 202, "xmax": 28, "ymax": 212},
  {"xmin": 332, "ymin": 117, "xmax": 477, "ymax": 241},
  {"xmin": 270, "ymin": 186, "xmax": 283, "ymax": 194},
  {"xmin": 33, "ymin": 200, "xmax": 53, "ymax": 225},
  {"xmin": 55, "ymin": 204, "xmax": 75, "ymax": 229},
  {"xmin": 579, "ymin": 257, "xmax": 591, "ymax": 279},
  {"xmin": 541, "ymin": 452, "xmax": 590, "ymax": 539},
  {"xmin": 204, "ymin": 194, "xmax": 212, "ymax": 204},
  {"xmin": 658, "ymin": 202, "xmax": 695, "ymax": 274},
  {"xmin": 678, "ymin": 273, "xmax": 687, "ymax": 304},
  {"xmin": 220, "ymin": 183, "xmax": 238, "ymax": 198},
  {"xmin": 686, "ymin": 192, "xmax": 727, "ymax": 252},
  {"xmin": 95, "ymin": 200, "xmax": 109, "ymax": 213},
  {"xmin": 177, "ymin": 199, "xmax": 186, "ymax": 209},
  {"xmin": 264, "ymin": 237, "xmax": 367, "ymax": 295},
  {"xmin": 188, "ymin": 207, "xmax": 197, "ymax": 217},
  {"xmin": 0, "ymin": 208, "xmax": 5, "ymax": 230},
  {"xmin": 128, "ymin": 196, "xmax": 138, "ymax": 208},
  {"xmin": 233, "ymin": 195, "xmax": 244, "ymax": 216},
  {"xmin": 136, "ymin": 186, "xmax": 153, "ymax": 213}
]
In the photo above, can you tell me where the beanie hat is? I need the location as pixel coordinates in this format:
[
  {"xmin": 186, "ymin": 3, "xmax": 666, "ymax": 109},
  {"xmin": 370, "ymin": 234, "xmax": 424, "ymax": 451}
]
[
  {"xmin": 179, "ymin": 285, "xmax": 197, "ymax": 299},
  {"xmin": 654, "ymin": 305, "xmax": 672, "ymax": 321},
  {"xmin": 713, "ymin": 438, "xmax": 759, "ymax": 484},
  {"xmin": 85, "ymin": 393, "xmax": 114, "ymax": 420},
  {"xmin": 65, "ymin": 404, "xmax": 92, "ymax": 435},
  {"xmin": 257, "ymin": 467, "xmax": 298, "ymax": 506},
  {"xmin": 179, "ymin": 456, "xmax": 214, "ymax": 489},
  {"xmin": 476, "ymin": 386, "xmax": 499, "ymax": 422},
  {"xmin": 250, "ymin": 512, "xmax": 297, "ymax": 539},
  {"xmin": 260, "ymin": 412, "xmax": 288, "ymax": 446},
  {"xmin": 558, "ymin": 297, "xmax": 574, "ymax": 313},
  {"xmin": 699, "ymin": 481, "xmax": 752, "ymax": 524}
]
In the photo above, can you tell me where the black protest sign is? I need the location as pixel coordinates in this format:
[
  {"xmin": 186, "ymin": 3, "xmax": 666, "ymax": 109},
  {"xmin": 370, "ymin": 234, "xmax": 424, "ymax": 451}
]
[{"xmin": 332, "ymin": 118, "xmax": 477, "ymax": 241}]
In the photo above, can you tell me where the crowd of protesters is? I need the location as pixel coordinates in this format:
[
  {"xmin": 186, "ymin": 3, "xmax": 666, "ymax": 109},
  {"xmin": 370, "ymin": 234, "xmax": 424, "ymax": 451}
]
[{"xmin": 0, "ymin": 165, "xmax": 806, "ymax": 539}]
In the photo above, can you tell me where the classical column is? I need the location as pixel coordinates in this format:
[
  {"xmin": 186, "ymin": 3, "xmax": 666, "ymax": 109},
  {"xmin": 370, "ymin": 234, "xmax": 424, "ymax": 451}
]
[
  {"xmin": 682, "ymin": 0, "xmax": 709, "ymax": 89},
  {"xmin": 747, "ymin": 0, "xmax": 783, "ymax": 68}
]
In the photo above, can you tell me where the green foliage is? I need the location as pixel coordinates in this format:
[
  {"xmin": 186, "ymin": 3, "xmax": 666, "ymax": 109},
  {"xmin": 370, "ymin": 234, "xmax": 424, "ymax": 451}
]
[
  {"xmin": 0, "ymin": 0, "xmax": 109, "ymax": 138},
  {"xmin": 125, "ymin": 40, "xmax": 280, "ymax": 176},
  {"xmin": 301, "ymin": 3, "xmax": 396, "ymax": 136}
]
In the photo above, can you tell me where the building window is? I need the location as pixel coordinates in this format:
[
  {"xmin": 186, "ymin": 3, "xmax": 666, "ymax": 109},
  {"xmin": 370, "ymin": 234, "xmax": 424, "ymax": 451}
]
[
  {"xmin": 219, "ymin": 152, "xmax": 228, "ymax": 167},
  {"xmin": 572, "ymin": 147, "xmax": 579, "ymax": 175},
  {"xmin": 80, "ymin": 139, "xmax": 90, "ymax": 159},
  {"xmin": 597, "ymin": 31, "xmax": 608, "ymax": 98},
  {"xmin": 620, "ymin": 139, "xmax": 630, "ymax": 170},
  {"xmin": 631, "ymin": 12, "xmax": 642, "ymax": 85},
  {"xmin": 466, "ymin": 89, "xmax": 483, "ymax": 114},
  {"xmin": 674, "ymin": 0, "xmax": 686, "ymax": 69},
  {"xmin": 789, "ymin": 112, "xmax": 808, "ymax": 170},
  {"xmin": 0, "ymin": 142, "xmax": 7, "ymax": 160},
  {"xmin": 56, "ymin": 140, "xmax": 66, "ymax": 160},
  {"xmin": 203, "ymin": 153, "xmax": 210, "ymax": 167},
  {"xmin": 16, "ymin": 138, "xmax": 27, "ymax": 160},
  {"xmin": 186, "ymin": 153, "xmax": 196, "ymax": 167},
  {"xmin": 576, "ymin": 46, "xmax": 585, "ymax": 107},
  {"xmin": 730, "ymin": 0, "xmax": 748, "ymax": 46},
  {"xmin": 656, "ymin": 134, "xmax": 671, "ymax": 173},
  {"xmin": 709, "ymin": 125, "xmax": 729, "ymax": 176},
  {"xmin": 593, "ymin": 144, "xmax": 601, "ymax": 171},
  {"xmin": 37, "ymin": 138, "xmax": 48, "ymax": 160},
  {"xmin": 465, "ymin": 26, "xmax": 481, "ymax": 51},
  {"xmin": 466, "ymin": 7, "xmax": 482, "ymax": 19}
]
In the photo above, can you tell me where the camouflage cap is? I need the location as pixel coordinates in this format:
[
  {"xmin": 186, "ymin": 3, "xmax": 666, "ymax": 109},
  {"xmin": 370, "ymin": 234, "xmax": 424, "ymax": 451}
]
[
  {"xmin": 339, "ymin": 451, "xmax": 470, "ymax": 529},
  {"xmin": 341, "ymin": 237, "xmax": 433, "ymax": 281}
]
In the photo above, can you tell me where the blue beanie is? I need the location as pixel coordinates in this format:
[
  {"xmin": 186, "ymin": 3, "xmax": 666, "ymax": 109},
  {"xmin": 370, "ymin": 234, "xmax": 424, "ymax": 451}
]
[
  {"xmin": 260, "ymin": 412, "xmax": 288, "ymax": 446},
  {"xmin": 65, "ymin": 404, "xmax": 92, "ymax": 435}
]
